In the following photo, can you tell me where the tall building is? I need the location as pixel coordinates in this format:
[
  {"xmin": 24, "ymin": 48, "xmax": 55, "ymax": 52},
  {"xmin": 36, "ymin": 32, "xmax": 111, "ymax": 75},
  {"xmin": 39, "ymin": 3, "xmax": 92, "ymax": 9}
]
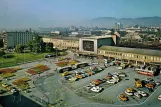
[
  {"xmin": 2, "ymin": 30, "xmax": 35, "ymax": 48},
  {"xmin": 115, "ymin": 22, "xmax": 123, "ymax": 31}
]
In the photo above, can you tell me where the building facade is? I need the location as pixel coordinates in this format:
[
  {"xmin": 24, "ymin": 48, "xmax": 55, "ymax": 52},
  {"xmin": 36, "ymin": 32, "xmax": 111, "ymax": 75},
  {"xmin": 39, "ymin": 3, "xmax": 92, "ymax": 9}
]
[
  {"xmin": 43, "ymin": 37, "xmax": 79, "ymax": 51},
  {"xmin": 115, "ymin": 22, "xmax": 123, "ymax": 31},
  {"xmin": 79, "ymin": 35, "xmax": 118, "ymax": 54},
  {"xmin": 2, "ymin": 30, "xmax": 34, "ymax": 48},
  {"xmin": 98, "ymin": 46, "xmax": 161, "ymax": 64}
]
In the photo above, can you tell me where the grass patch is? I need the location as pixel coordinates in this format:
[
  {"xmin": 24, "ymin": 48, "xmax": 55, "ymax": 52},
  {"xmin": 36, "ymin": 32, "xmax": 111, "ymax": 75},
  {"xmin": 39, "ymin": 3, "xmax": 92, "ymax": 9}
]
[{"xmin": 0, "ymin": 52, "xmax": 55, "ymax": 68}]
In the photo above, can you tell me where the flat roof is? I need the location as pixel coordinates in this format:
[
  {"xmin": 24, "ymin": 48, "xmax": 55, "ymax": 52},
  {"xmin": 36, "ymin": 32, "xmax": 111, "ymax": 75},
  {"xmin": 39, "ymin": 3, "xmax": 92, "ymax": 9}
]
[
  {"xmin": 81, "ymin": 35, "xmax": 112, "ymax": 39},
  {"xmin": 43, "ymin": 36, "xmax": 80, "ymax": 40},
  {"xmin": 99, "ymin": 46, "xmax": 161, "ymax": 57}
]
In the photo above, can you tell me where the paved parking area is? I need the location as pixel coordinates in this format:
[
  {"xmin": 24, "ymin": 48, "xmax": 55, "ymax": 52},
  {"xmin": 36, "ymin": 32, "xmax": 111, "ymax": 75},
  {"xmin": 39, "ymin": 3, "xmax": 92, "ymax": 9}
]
[{"xmin": 1, "ymin": 52, "xmax": 161, "ymax": 107}]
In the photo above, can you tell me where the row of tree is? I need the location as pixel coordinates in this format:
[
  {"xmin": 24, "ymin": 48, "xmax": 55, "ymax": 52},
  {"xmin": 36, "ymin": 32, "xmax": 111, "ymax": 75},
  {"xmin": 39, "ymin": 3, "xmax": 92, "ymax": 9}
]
[{"xmin": 15, "ymin": 35, "xmax": 54, "ymax": 53}]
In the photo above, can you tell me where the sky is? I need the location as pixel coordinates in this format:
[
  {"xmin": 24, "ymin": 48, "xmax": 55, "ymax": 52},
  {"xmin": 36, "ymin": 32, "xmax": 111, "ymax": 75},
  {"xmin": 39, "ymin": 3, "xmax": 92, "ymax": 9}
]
[{"xmin": 0, "ymin": 0, "xmax": 161, "ymax": 28}]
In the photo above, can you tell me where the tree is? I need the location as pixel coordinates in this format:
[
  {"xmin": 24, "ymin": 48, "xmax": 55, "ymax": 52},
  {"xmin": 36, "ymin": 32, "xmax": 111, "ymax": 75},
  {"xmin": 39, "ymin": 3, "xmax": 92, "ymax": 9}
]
[
  {"xmin": 45, "ymin": 42, "xmax": 53, "ymax": 52},
  {"xmin": 0, "ymin": 39, "xmax": 4, "ymax": 48},
  {"xmin": 15, "ymin": 44, "xmax": 24, "ymax": 53},
  {"xmin": 27, "ymin": 41, "xmax": 34, "ymax": 52},
  {"xmin": 0, "ymin": 51, "xmax": 5, "ymax": 57}
]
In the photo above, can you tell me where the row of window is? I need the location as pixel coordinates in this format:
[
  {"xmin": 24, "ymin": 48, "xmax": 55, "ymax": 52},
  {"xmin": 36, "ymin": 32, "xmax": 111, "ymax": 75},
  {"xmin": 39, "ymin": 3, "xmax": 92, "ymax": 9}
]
[{"xmin": 99, "ymin": 50, "xmax": 161, "ymax": 62}]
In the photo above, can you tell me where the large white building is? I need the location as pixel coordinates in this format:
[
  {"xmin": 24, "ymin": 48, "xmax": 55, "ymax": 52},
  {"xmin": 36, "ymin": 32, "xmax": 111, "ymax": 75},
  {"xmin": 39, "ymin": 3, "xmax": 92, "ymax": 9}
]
[{"xmin": 79, "ymin": 35, "xmax": 119, "ymax": 55}]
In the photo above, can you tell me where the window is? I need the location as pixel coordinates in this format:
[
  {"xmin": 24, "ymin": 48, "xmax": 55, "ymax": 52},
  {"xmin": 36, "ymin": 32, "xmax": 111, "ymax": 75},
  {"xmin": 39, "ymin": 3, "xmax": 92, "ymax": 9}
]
[
  {"xmin": 151, "ymin": 57, "xmax": 153, "ymax": 60},
  {"xmin": 83, "ymin": 40, "xmax": 94, "ymax": 51},
  {"xmin": 154, "ymin": 57, "xmax": 156, "ymax": 61}
]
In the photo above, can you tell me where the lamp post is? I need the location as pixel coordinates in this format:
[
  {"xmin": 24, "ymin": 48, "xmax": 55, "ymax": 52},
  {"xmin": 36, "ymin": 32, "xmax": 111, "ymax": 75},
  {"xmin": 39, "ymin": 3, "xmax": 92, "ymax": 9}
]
[{"xmin": 24, "ymin": 50, "xmax": 25, "ymax": 64}]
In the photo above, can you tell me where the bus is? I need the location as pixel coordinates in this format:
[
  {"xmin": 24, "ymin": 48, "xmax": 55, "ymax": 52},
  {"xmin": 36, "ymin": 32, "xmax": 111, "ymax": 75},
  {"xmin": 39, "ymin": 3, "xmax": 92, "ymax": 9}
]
[
  {"xmin": 56, "ymin": 66, "xmax": 72, "ymax": 73},
  {"xmin": 74, "ymin": 62, "xmax": 89, "ymax": 68}
]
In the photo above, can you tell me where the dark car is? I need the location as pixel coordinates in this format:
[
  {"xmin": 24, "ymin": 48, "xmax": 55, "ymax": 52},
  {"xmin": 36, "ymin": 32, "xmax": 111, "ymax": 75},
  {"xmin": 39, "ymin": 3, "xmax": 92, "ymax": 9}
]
[{"xmin": 45, "ymin": 54, "xmax": 55, "ymax": 58}]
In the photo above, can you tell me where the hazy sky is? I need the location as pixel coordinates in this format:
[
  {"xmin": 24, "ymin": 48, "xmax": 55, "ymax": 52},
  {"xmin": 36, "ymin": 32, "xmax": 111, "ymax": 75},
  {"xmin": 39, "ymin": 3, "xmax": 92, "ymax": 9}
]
[{"xmin": 1, "ymin": 0, "xmax": 161, "ymax": 28}]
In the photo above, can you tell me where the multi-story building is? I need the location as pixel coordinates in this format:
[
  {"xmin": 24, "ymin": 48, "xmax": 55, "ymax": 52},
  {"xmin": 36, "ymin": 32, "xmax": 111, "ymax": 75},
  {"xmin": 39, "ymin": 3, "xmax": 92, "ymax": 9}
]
[
  {"xmin": 1, "ymin": 30, "xmax": 34, "ymax": 48},
  {"xmin": 43, "ymin": 34, "xmax": 161, "ymax": 65},
  {"xmin": 98, "ymin": 46, "xmax": 161, "ymax": 65},
  {"xmin": 79, "ymin": 35, "xmax": 119, "ymax": 55},
  {"xmin": 115, "ymin": 22, "xmax": 123, "ymax": 31},
  {"xmin": 43, "ymin": 37, "xmax": 79, "ymax": 51}
]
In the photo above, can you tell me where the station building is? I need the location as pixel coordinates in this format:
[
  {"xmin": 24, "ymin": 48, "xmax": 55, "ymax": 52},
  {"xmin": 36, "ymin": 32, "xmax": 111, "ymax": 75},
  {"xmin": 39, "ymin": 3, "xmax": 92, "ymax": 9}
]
[
  {"xmin": 43, "ymin": 34, "xmax": 161, "ymax": 65},
  {"xmin": 78, "ymin": 35, "xmax": 119, "ymax": 55},
  {"xmin": 98, "ymin": 46, "xmax": 161, "ymax": 65}
]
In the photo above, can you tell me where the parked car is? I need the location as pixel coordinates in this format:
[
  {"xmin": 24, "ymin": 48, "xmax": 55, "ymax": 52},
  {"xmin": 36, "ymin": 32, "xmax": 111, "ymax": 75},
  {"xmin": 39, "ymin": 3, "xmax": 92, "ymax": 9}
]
[
  {"xmin": 145, "ymin": 83, "xmax": 155, "ymax": 89},
  {"xmin": 158, "ymin": 95, "xmax": 161, "ymax": 100},
  {"xmin": 45, "ymin": 54, "xmax": 55, "ymax": 58},
  {"xmin": 69, "ymin": 77, "xmax": 78, "ymax": 82},
  {"xmin": 116, "ymin": 66, "xmax": 123, "ymax": 70},
  {"xmin": 106, "ymin": 79, "xmax": 117, "ymax": 84},
  {"xmin": 2, "ymin": 83, "xmax": 8, "ymax": 88},
  {"xmin": 75, "ymin": 75, "xmax": 83, "ymax": 79},
  {"xmin": 90, "ymin": 86, "xmax": 103, "ymax": 93},
  {"xmin": 89, "ymin": 83, "xmax": 96, "ymax": 87},
  {"xmin": 125, "ymin": 90, "xmax": 133, "ymax": 96},
  {"xmin": 126, "ymin": 88, "xmax": 135, "ymax": 93},
  {"xmin": 134, "ymin": 92, "xmax": 142, "ymax": 98},
  {"xmin": 106, "ymin": 74, "xmax": 112, "ymax": 79},
  {"xmin": 61, "ymin": 71, "xmax": 70, "ymax": 76},
  {"xmin": 155, "ymin": 81, "xmax": 161, "ymax": 86},
  {"xmin": 7, "ymin": 86, "xmax": 13, "ymax": 91},
  {"xmin": 11, "ymin": 88, "xmax": 17, "ymax": 93},
  {"xmin": 137, "ymin": 91, "xmax": 148, "ymax": 97},
  {"xmin": 119, "ymin": 94, "xmax": 128, "ymax": 101},
  {"xmin": 92, "ymin": 79, "xmax": 102, "ymax": 85}
]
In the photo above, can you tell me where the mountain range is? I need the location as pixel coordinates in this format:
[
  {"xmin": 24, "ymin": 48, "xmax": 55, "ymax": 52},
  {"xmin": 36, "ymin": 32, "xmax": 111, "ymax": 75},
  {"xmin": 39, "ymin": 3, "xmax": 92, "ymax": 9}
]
[{"xmin": 86, "ymin": 16, "xmax": 161, "ymax": 28}]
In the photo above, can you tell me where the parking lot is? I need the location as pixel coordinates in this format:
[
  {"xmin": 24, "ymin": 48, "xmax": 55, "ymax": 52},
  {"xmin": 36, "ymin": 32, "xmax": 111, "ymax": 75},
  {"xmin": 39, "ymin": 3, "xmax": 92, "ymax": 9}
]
[
  {"xmin": 1, "ymin": 51, "xmax": 161, "ymax": 107},
  {"xmin": 58, "ymin": 56, "xmax": 161, "ymax": 106}
]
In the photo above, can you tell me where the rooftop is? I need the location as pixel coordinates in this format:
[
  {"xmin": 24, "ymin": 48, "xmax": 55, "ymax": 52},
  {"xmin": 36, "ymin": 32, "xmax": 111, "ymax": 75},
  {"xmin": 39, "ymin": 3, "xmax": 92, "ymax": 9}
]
[
  {"xmin": 99, "ymin": 46, "xmax": 161, "ymax": 57},
  {"xmin": 81, "ymin": 35, "xmax": 112, "ymax": 39},
  {"xmin": 44, "ymin": 36, "xmax": 80, "ymax": 40}
]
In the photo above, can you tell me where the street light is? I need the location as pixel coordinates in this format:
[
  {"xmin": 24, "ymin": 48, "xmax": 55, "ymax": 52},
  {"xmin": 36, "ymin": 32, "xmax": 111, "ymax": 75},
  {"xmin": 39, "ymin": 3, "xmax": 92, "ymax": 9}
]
[{"xmin": 24, "ymin": 50, "xmax": 25, "ymax": 64}]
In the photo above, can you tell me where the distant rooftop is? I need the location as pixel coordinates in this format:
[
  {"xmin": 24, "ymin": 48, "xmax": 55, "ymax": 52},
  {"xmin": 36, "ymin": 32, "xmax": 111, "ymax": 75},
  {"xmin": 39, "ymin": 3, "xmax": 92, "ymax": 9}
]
[
  {"xmin": 99, "ymin": 46, "xmax": 161, "ymax": 57},
  {"xmin": 44, "ymin": 36, "xmax": 80, "ymax": 40},
  {"xmin": 81, "ymin": 35, "xmax": 112, "ymax": 39}
]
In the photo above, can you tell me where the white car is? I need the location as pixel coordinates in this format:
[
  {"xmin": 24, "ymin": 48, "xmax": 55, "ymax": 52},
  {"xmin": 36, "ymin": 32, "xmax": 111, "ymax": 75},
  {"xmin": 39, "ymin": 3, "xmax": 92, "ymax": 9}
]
[
  {"xmin": 107, "ymin": 79, "xmax": 117, "ymax": 84},
  {"xmin": 117, "ymin": 66, "xmax": 123, "ymax": 70},
  {"xmin": 137, "ymin": 91, "xmax": 148, "ymax": 97},
  {"xmin": 69, "ymin": 77, "xmax": 77, "ymax": 81},
  {"xmin": 11, "ymin": 88, "xmax": 17, "ymax": 93},
  {"xmin": 112, "ymin": 72, "xmax": 119, "ymax": 76},
  {"xmin": 119, "ymin": 74, "xmax": 126, "ymax": 77},
  {"xmin": 89, "ymin": 83, "xmax": 96, "ymax": 87},
  {"xmin": 92, "ymin": 62, "xmax": 98, "ymax": 65},
  {"xmin": 112, "ymin": 76, "xmax": 120, "ymax": 82},
  {"xmin": 155, "ymin": 81, "xmax": 161, "ymax": 86},
  {"xmin": 90, "ymin": 86, "xmax": 103, "ymax": 93},
  {"xmin": 125, "ymin": 90, "xmax": 133, "ymax": 96},
  {"xmin": 134, "ymin": 92, "xmax": 142, "ymax": 98},
  {"xmin": 158, "ymin": 95, "xmax": 161, "ymax": 100}
]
